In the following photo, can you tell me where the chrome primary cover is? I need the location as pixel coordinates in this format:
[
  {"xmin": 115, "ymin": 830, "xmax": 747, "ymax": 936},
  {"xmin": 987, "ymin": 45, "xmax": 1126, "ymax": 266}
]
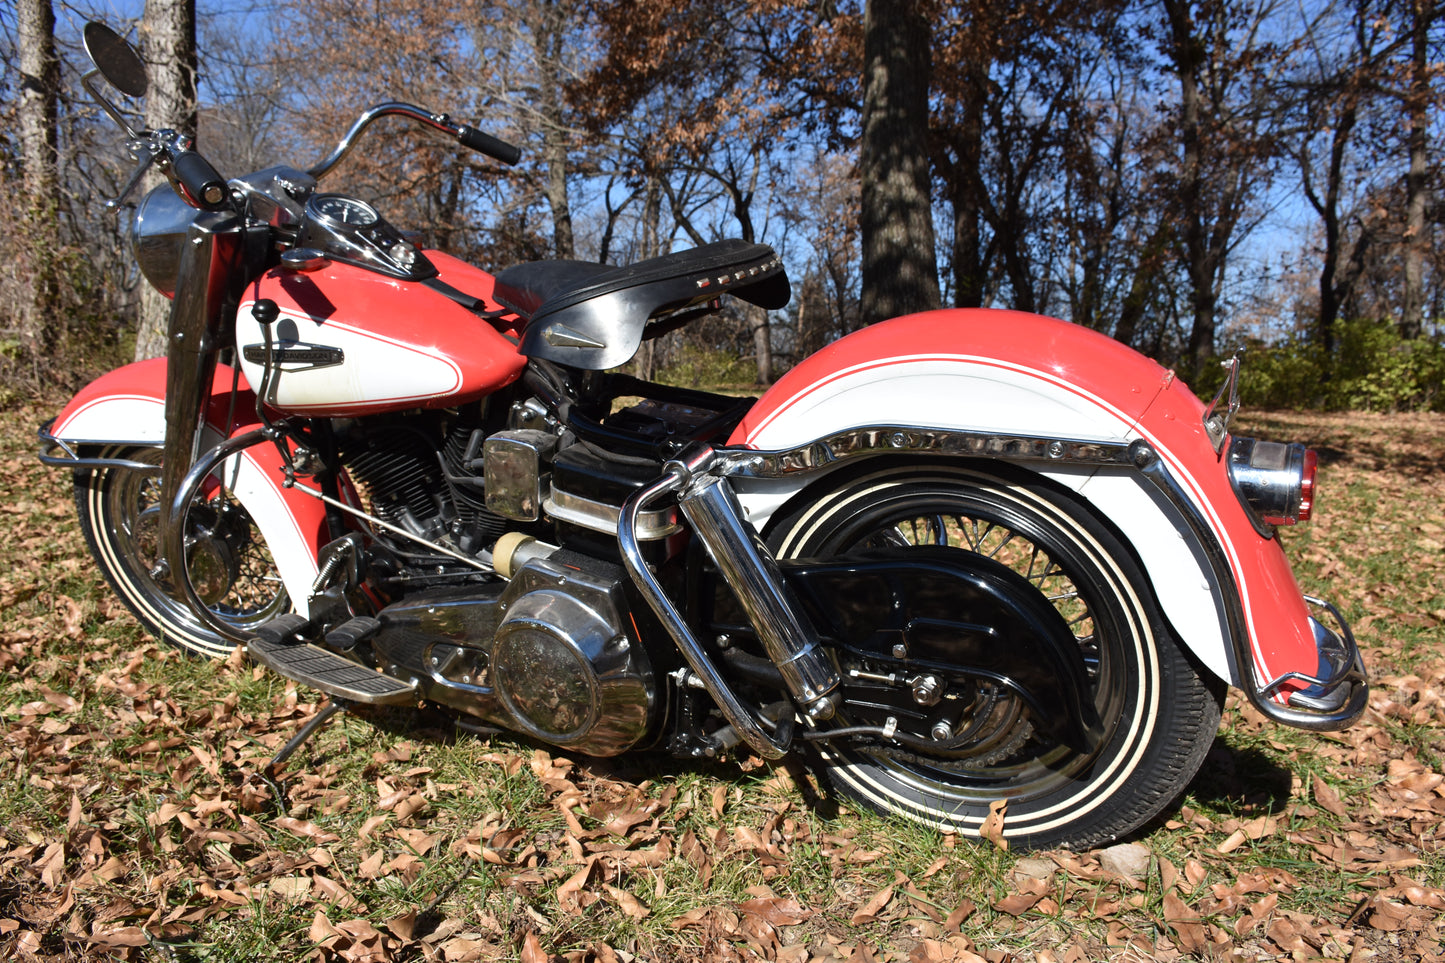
[{"xmin": 491, "ymin": 557, "xmax": 654, "ymax": 754}]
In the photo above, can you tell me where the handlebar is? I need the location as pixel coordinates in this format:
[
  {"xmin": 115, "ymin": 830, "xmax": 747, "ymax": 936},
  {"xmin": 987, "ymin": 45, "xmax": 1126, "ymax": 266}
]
[
  {"xmin": 456, "ymin": 124, "xmax": 522, "ymax": 166},
  {"xmin": 170, "ymin": 149, "xmax": 229, "ymax": 210},
  {"xmin": 308, "ymin": 102, "xmax": 522, "ymax": 179}
]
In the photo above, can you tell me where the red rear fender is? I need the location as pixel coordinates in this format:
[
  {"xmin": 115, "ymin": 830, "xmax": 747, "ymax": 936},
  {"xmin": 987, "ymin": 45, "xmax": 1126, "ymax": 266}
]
[{"xmin": 729, "ymin": 309, "xmax": 1329, "ymax": 707}]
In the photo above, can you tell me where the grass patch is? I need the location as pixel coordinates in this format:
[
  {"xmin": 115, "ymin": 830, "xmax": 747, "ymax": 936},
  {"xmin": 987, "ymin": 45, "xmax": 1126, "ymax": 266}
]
[{"xmin": 1, "ymin": 398, "xmax": 1442, "ymax": 960}]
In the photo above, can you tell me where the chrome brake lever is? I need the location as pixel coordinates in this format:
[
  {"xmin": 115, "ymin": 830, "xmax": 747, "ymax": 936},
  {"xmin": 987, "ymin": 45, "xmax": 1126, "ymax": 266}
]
[{"xmin": 106, "ymin": 143, "xmax": 160, "ymax": 209}]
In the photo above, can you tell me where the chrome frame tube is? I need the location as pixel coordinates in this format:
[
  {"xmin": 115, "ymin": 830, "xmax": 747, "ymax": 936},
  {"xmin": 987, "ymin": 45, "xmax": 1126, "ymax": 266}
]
[
  {"xmin": 618, "ymin": 466, "xmax": 792, "ymax": 760},
  {"xmin": 164, "ymin": 428, "xmax": 272, "ymax": 645}
]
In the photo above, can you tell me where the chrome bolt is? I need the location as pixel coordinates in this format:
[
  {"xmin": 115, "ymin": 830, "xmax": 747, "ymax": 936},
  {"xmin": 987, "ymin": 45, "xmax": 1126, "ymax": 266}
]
[
  {"xmin": 805, "ymin": 692, "xmax": 839, "ymax": 723},
  {"xmin": 911, "ymin": 674, "xmax": 943, "ymax": 707},
  {"xmin": 931, "ymin": 721, "xmax": 954, "ymax": 742},
  {"xmin": 892, "ymin": 643, "xmax": 908, "ymax": 659},
  {"xmin": 1047, "ymin": 441, "xmax": 1065, "ymax": 458}
]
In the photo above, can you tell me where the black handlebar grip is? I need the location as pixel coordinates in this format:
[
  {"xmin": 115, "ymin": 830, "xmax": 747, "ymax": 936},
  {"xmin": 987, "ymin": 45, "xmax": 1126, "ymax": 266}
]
[
  {"xmin": 457, "ymin": 125, "xmax": 522, "ymax": 166},
  {"xmin": 170, "ymin": 150, "xmax": 229, "ymax": 210}
]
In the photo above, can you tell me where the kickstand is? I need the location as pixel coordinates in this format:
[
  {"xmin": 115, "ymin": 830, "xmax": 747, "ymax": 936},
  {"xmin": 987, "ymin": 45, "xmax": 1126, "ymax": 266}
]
[{"xmin": 266, "ymin": 699, "xmax": 350, "ymax": 778}]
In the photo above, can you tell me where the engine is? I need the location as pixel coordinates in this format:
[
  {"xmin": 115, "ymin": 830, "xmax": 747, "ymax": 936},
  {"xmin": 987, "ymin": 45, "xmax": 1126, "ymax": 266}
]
[
  {"xmin": 315, "ymin": 380, "xmax": 752, "ymax": 757},
  {"xmin": 366, "ymin": 546, "xmax": 655, "ymax": 756}
]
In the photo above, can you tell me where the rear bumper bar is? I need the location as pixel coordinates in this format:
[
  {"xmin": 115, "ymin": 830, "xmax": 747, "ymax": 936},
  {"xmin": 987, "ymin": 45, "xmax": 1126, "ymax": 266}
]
[{"xmin": 1251, "ymin": 596, "xmax": 1368, "ymax": 730}]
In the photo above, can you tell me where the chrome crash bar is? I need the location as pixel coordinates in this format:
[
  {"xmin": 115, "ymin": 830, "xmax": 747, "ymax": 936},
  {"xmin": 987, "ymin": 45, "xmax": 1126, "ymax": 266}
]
[{"xmin": 37, "ymin": 420, "xmax": 161, "ymax": 474}]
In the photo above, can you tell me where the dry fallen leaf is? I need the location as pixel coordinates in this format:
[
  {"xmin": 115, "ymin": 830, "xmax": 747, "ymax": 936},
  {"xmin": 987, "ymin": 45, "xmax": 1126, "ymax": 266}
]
[
  {"xmin": 603, "ymin": 884, "xmax": 650, "ymax": 920},
  {"xmin": 980, "ymin": 799, "xmax": 1008, "ymax": 851},
  {"xmin": 1312, "ymin": 774, "xmax": 1349, "ymax": 818},
  {"xmin": 738, "ymin": 897, "xmax": 811, "ymax": 926},
  {"xmin": 851, "ymin": 883, "xmax": 895, "ymax": 925},
  {"xmin": 992, "ymin": 878, "xmax": 1049, "ymax": 916},
  {"xmin": 944, "ymin": 899, "xmax": 977, "ymax": 933}
]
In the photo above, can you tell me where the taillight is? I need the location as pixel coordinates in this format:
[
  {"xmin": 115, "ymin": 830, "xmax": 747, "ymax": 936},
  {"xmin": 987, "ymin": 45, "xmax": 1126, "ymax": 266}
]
[
  {"xmin": 1298, "ymin": 448, "xmax": 1317, "ymax": 522},
  {"xmin": 1226, "ymin": 437, "xmax": 1316, "ymax": 533}
]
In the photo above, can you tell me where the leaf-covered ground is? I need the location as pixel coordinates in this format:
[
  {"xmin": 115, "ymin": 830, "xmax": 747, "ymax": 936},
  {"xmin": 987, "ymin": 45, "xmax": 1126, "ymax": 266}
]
[{"xmin": 1, "ymin": 397, "xmax": 1442, "ymax": 962}]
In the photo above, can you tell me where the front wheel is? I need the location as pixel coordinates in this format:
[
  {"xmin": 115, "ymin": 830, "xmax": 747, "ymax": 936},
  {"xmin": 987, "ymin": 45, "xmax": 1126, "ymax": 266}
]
[
  {"xmin": 767, "ymin": 464, "xmax": 1223, "ymax": 850},
  {"xmin": 76, "ymin": 445, "xmax": 290, "ymax": 659}
]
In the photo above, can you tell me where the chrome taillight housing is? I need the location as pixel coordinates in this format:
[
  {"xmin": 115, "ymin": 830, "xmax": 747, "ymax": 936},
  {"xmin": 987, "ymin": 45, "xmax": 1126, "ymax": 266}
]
[{"xmin": 1227, "ymin": 436, "xmax": 1318, "ymax": 533}]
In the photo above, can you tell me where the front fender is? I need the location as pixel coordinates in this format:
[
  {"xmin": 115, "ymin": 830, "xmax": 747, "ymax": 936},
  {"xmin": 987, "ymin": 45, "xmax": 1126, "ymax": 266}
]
[
  {"xmin": 726, "ymin": 309, "xmax": 1333, "ymax": 711},
  {"xmin": 46, "ymin": 359, "xmax": 324, "ymax": 612}
]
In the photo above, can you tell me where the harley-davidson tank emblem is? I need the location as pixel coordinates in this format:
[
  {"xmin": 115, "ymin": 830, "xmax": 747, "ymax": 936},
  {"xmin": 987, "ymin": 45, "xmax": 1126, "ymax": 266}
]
[{"xmin": 242, "ymin": 343, "xmax": 346, "ymax": 370}]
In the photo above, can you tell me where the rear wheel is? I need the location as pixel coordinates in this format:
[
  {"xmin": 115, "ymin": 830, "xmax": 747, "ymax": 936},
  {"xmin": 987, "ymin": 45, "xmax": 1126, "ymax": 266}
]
[
  {"xmin": 767, "ymin": 464, "xmax": 1222, "ymax": 850},
  {"xmin": 75, "ymin": 445, "xmax": 289, "ymax": 658}
]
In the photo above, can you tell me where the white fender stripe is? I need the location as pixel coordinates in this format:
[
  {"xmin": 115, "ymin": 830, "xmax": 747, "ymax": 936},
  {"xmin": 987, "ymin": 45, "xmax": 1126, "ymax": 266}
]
[{"xmin": 734, "ymin": 355, "xmax": 1241, "ymax": 685}]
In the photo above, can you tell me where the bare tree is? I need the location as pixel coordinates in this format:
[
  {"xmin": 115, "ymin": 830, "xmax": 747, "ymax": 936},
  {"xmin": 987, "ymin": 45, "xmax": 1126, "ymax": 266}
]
[
  {"xmin": 1288, "ymin": 0, "xmax": 1387, "ymax": 353},
  {"xmin": 16, "ymin": 0, "xmax": 60, "ymax": 362},
  {"xmin": 1398, "ymin": 0, "xmax": 1437, "ymax": 337},
  {"xmin": 134, "ymin": 0, "xmax": 199, "ymax": 362},
  {"xmin": 1158, "ymin": 0, "xmax": 1284, "ymax": 376}
]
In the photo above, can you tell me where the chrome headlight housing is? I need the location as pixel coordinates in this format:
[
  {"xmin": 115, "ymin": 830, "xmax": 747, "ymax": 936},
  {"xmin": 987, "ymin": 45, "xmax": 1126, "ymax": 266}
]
[{"xmin": 131, "ymin": 183, "xmax": 200, "ymax": 298}]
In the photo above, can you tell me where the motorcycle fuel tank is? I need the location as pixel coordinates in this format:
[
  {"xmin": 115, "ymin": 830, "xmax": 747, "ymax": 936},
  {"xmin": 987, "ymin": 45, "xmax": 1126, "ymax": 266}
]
[{"xmin": 238, "ymin": 254, "xmax": 525, "ymax": 416}]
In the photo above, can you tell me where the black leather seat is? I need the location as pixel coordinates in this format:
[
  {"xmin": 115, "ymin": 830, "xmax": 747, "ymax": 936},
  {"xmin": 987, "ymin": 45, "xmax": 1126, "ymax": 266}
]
[
  {"xmin": 497, "ymin": 239, "xmax": 790, "ymax": 370},
  {"xmin": 492, "ymin": 260, "xmax": 612, "ymax": 319}
]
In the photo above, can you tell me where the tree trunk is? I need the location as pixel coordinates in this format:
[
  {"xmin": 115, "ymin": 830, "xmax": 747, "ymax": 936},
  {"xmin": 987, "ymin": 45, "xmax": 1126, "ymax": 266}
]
[
  {"xmin": 17, "ymin": 0, "xmax": 60, "ymax": 361},
  {"xmin": 1399, "ymin": 0, "xmax": 1433, "ymax": 339},
  {"xmin": 633, "ymin": 171, "xmax": 664, "ymax": 380},
  {"xmin": 859, "ymin": 0, "xmax": 940, "ymax": 325},
  {"xmin": 1114, "ymin": 223, "xmax": 1171, "ymax": 350},
  {"xmin": 1314, "ymin": 101, "xmax": 1358, "ymax": 357},
  {"xmin": 135, "ymin": 0, "xmax": 199, "ymax": 362},
  {"xmin": 1162, "ymin": 0, "xmax": 1217, "ymax": 377},
  {"xmin": 939, "ymin": 78, "xmax": 987, "ymax": 310},
  {"xmin": 748, "ymin": 302, "xmax": 773, "ymax": 385}
]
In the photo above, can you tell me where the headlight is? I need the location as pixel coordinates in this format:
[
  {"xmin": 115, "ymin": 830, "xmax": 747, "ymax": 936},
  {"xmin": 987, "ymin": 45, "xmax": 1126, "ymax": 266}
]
[{"xmin": 131, "ymin": 183, "xmax": 200, "ymax": 299}]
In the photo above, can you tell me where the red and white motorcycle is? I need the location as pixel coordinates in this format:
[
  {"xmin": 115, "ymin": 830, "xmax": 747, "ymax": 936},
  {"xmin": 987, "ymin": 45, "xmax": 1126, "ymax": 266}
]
[{"xmin": 40, "ymin": 23, "xmax": 1366, "ymax": 850}]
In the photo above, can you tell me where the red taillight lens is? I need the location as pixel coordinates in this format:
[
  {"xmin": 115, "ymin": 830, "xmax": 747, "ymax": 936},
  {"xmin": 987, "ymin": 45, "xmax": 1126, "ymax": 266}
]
[{"xmin": 1298, "ymin": 448, "xmax": 1317, "ymax": 522}]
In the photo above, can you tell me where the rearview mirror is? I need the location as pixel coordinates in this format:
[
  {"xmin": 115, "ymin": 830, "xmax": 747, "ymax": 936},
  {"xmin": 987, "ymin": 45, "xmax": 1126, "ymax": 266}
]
[{"xmin": 83, "ymin": 22, "xmax": 147, "ymax": 98}]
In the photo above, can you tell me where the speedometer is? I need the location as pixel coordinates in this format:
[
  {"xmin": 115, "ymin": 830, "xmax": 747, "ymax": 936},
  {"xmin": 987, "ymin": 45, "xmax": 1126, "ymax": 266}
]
[{"xmin": 309, "ymin": 193, "xmax": 379, "ymax": 227}]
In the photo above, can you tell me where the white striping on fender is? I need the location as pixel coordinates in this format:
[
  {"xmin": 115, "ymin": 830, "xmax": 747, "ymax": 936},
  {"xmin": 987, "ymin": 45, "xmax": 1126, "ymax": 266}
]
[
  {"xmin": 733, "ymin": 356, "xmax": 1240, "ymax": 686},
  {"xmin": 53, "ymin": 397, "xmax": 317, "ymax": 613}
]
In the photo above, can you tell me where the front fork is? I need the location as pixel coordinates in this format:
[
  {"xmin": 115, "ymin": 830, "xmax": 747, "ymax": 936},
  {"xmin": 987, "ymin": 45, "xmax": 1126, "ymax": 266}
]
[
  {"xmin": 619, "ymin": 445, "xmax": 841, "ymax": 759},
  {"xmin": 158, "ymin": 211, "xmax": 247, "ymax": 607}
]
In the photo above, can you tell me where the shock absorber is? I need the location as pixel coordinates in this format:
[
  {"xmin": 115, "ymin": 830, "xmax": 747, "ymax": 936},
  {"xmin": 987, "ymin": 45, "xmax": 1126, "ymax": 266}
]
[
  {"xmin": 675, "ymin": 466, "xmax": 841, "ymax": 723},
  {"xmin": 618, "ymin": 444, "xmax": 841, "ymax": 762}
]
